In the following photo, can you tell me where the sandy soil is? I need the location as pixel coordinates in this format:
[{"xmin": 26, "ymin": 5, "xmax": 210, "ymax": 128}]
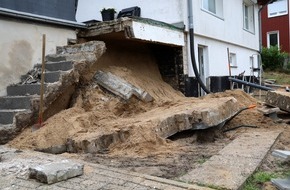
[{"xmin": 7, "ymin": 43, "xmax": 290, "ymax": 189}]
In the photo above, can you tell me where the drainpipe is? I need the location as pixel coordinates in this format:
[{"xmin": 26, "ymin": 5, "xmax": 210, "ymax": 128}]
[{"xmin": 187, "ymin": 0, "xmax": 211, "ymax": 94}]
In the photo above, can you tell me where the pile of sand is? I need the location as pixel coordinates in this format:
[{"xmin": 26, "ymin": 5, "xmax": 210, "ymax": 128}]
[{"xmin": 8, "ymin": 42, "xmax": 266, "ymax": 157}]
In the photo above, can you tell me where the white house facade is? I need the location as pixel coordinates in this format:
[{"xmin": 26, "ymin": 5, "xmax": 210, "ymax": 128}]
[{"xmin": 76, "ymin": 0, "xmax": 262, "ymax": 94}]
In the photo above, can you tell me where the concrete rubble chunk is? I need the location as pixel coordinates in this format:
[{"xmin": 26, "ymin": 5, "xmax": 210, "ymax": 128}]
[
  {"xmin": 94, "ymin": 70, "xmax": 153, "ymax": 102},
  {"xmin": 29, "ymin": 160, "xmax": 84, "ymax": 184},
  {"xmin": 271, "ymin": 178, "xmax": 290, "ymax": 190},
  {"xmin": 265, "ymin": 91, "xmax": 290, "ymax": 112},
  {"xmin": 272, "ymin": 150, "xmax": 290, "ymax": 161}
]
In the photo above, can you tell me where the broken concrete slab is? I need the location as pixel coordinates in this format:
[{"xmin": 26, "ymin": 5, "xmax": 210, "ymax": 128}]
[
  {"xmin": 29, "ymin": 160, "xmax": 84, "ymax": 184},
  {"xmin": 257, "ymin": 105, "xmax": 280, "ymax": 115},
  {"xmin": 265, "ymin": 91, "xmax": 290, "ymax": 112},
  {"xmin": 272, "ymin": 150, "xmax": 290, "ymax": 161},
  {"xmin": 95, "ymin": 70, "xmax": 153, "ymax": 102},
  {"xmin": 180, "ymin": 131, "xmax": 281, "ymax": 190},
  {"xmin": 271, "ymin": 178, "xmax": 290, "ymax": 190}
]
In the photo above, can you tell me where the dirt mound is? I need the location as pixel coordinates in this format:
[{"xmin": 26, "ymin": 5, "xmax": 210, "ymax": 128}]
[{"xmin": 8, "ymin": 42, "xmax": 269, "ymax": 159}]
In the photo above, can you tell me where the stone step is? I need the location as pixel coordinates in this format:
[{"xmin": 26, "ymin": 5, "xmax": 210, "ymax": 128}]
[
  {"xmin": 0, "ymin": 96, "xmax": 32, "ymax": 109},
  {"xmin": 21, "ymin": 71, "xmax": 65, "ymax": 84},
  {"xmin": 35, "ymin": 61, "xmax": 73, "ymax": 72},
  {"xmin": 0, "ymin": 109, "xmax": 28, "ymax": 125},
  {"xmin": 7, "ymin": 84, "xmax": 47, "ymax": 96}
]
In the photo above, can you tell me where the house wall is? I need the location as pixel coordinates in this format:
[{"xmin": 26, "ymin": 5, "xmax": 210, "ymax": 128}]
[
  {"xmin": 261, "ymin": 6, "xmax": 290, "ymax": 53},
  {"xmin": 76, "ymin": 0, "xmax": 260, "ymax": 87},
  {"xmin": 0, "ymin": 18, "xmax": 76, "ymax": 96}
]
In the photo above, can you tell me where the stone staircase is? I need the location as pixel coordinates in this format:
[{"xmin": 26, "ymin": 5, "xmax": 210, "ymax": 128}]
[{"xmin": 0, "ymin": 41, "xmax": 106, "ymax": 144}]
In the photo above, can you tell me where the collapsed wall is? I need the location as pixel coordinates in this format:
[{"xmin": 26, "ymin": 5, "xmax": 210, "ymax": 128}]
[{"xmin": 9, "ymin": 40, "xmax": 241, "ymax": 155}]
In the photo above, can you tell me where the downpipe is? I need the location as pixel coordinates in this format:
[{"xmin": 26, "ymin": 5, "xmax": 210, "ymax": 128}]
[{"xmin": 187, "ymin": 0, "xmax": 211, "ymax": 94}]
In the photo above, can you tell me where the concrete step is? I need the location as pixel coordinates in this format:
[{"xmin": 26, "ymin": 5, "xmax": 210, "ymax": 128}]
[
  {"xmin": 0, "ymin": 109, "xmax": 28, "ymax": 125},
  {"xmin": 0, "ymin": 96, "xmax": 32, "ymax": 109},
  {"xmin": 35, "ymin": 61, "xmax": 73, "ymax": 72},
  {"xmin": 7, "ymin": 84, "xmax": 47, "ymax": 96},
  {"xmin": 20, "ymin": 71, "xmax": 64, "ymax": 84},
  {"xmin": 44, "ymin": 71, "xmax": 63, "ymax": 83}
]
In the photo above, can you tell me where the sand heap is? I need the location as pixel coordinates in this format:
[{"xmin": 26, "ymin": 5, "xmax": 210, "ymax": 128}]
[{"xmin": 8, "ymin": 43, "xmax": 260, "ymax": 156}]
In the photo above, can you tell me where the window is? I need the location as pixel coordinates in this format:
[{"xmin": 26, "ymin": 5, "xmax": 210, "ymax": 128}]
[
  {"xmin": 243, "ymin": 1, "xmax": 255, "ymax": 33},
  {"xmin": 267, "ymin": 31, "xmax": 280, "ymax": 47},
  {"xmin": 268, "ymin": 0, "xmax": 288, "ymax": 18},
  {"xmin": 202, "ymin": 0, "xmax": 224, "ymax": 18},
  {"xmin": 229, "ymin": 53, "xmax": 237, "ymax": 67}
]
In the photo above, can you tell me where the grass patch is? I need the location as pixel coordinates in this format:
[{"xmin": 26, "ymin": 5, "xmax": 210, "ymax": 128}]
[
  {"xmin": 243, "ymin": 171, "xmax": 278, "ymax": 190},
  {"xmin": 263, "ymin": 71, "xmax": 290, "ymax": 85}
]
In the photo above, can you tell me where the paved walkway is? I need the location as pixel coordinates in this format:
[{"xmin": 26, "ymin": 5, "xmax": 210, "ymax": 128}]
[
  {"xmin": 0, "ymin": 146, "xmax": 210, "ymax": 190},
  {"xmin": 180, "ymin": 131, "xmax": 281, "ymax": 190}
]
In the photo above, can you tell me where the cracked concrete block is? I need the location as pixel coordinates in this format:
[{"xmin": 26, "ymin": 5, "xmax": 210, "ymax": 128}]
[
  {"xmin": 265, "ymin": 91, "xmax": 290, "ymax": 112},
  {"xmin": 94, "ymin": 71, "xmax": 153, "ymax": 102},
  {"xmin": 29, "ymin": 160, "xmax": 84, "ymax": 184}
]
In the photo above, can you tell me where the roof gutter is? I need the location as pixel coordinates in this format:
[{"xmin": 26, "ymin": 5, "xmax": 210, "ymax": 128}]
[{"xmin": 0, "ymin": 7, "xmax": 87, "ymax": 29}]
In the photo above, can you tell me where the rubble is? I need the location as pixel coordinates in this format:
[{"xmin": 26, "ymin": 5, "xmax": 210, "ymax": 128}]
[
  {"xmin": 265, "ymin": 91, "xmax": 290, "ymax": 112},
  {"xmin": 95, "ymin": 70, "xmax": 153, "ymax": 102},
  {"xmin": 29, "ymin": 160, "xmax": 84, "ymax": 184}
]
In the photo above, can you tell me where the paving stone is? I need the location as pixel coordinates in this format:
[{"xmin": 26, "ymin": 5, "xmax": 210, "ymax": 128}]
[
  {"xmin": 0, "ymin": 145, "xmax": 206, "ymax": 190},
  {"xmin": 271, "ymin": 178, "xmax": 290, "ymax": 190},
  {"xmin": 101, "ymin": 183, "xmax": 133, "ymax": 190},
  {"xmin": 272, "ymin": 150, "xmax": 290, "ymax": 161},
  {"xmin": 180, "ymin": 131, "xmax": 281, "ymax": 190},
  {"xmin": 29, "ymin": 160, "xmax": 84, "ymax": 184}
]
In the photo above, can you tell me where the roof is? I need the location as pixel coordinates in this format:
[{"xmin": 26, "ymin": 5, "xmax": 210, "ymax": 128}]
[{"xmin": 0, "ymin": 8, "xmax": 86, "ymax": 28}]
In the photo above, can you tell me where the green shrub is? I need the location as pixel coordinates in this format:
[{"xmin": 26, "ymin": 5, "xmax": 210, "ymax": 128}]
[{"xmin": 261, "ymin": 46, "xmax": 288, "ymax": 70}]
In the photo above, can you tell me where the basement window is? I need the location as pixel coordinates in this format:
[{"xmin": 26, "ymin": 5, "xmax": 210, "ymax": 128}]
[
  {"xmin": 229, "ymin": 53, "xmax": 237, "ymax": 68},
  {"xmin": 268, "ymin": 0, "xmax": 288, "ymax": 18},
  {"xmin": 202, "ymin": 0, "xmax": 224, "ymax": 18}
]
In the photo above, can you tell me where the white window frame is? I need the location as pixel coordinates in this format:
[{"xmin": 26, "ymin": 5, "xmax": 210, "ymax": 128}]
[
  {"xmin": 268, "ymin": 0, "xmax": 288, "ymax": 18},
  {"xmin": 267, "ymin": 31, "xmax": 280, "ymax": 48},
  {"xmin": 202, "ymin": 0, "xmax": 224, "ymax": 19},
  {"xmin": 243, "ymin": 1, "xmax": 255, "ymax": 33},
  {"xmin": 229, "ymin": 53, "xmax": 237, "ymax": 68}
]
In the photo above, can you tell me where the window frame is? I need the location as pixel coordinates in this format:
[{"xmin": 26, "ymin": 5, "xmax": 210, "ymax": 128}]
[
  {"xmin": 268, "ymin": 0, "xmax": 288, "ymax": 18},
  {"xmin": 201, "ymin": 0, "xmax": 224, "ymax": 19},
  {"xmin": 243, "ymin": 1, "xmax": 255, "ymax": 34},
  {"xmin": 267, "ymin": 31, "xmax": 280, "ymax": 48},
  {"xmin": 229, "ymin": 53, "xmax": 237, "ymax": 68}
]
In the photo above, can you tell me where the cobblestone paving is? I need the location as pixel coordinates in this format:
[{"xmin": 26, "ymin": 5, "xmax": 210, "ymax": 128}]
[{"xmin": 0, "ymin": 146, "xmax": 210, "ymax": 190}]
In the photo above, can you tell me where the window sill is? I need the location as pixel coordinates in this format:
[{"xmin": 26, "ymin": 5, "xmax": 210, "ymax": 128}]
[
  {"xmin": 243, "ymin": 28, "xmax": 255, "ymax": 35},
  {"xmin": 201, "ymin": 9, "xmax": 224, "ymax": 21}
]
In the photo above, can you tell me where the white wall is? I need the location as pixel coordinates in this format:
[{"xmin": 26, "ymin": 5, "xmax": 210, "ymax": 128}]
[
  {"xmin": 0, "ymin": 19, "xmax": 76, "ymax": 96},
  {"xmin": 76, "ymin": 0, "xmax": 261, "ymax": 78},
  {"xmin": 191, "ymin": 35, "xmax": 259, "ymax": 77},
  {"xmin": 76, "ymin": 0, "xmax": 185, "ymax": 25}
]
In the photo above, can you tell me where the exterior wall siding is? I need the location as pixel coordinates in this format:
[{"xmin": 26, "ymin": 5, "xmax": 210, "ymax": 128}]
[{"xmin": 261, "ymin": 7, "xmax": 289, "ymax": 53}]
